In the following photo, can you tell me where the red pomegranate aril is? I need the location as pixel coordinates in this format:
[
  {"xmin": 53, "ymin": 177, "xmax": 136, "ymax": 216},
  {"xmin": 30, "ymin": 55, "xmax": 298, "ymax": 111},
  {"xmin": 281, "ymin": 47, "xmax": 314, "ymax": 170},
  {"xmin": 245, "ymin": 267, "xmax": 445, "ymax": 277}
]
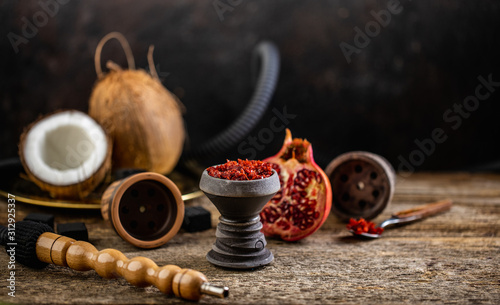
[{"xmin": 260, "ymin": 129, "xmax": 332, "ymax": 241}]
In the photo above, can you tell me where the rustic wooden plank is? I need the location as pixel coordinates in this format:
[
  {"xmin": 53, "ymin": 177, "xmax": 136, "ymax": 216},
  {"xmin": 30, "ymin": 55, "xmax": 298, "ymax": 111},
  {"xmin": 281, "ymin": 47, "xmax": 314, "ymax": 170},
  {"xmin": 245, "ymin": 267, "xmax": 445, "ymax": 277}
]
[{"xmin": 0, "ymin": 173, "xmax": 499, "ymax": 304}]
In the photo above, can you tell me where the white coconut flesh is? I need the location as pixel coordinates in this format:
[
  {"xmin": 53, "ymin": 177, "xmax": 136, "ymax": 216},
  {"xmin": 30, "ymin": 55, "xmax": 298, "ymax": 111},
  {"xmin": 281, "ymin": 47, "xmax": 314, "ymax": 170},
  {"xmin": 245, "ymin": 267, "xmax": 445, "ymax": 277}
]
[{"xmin": 22, "ymin": 111, "xmax": 108, "ymax": 186}]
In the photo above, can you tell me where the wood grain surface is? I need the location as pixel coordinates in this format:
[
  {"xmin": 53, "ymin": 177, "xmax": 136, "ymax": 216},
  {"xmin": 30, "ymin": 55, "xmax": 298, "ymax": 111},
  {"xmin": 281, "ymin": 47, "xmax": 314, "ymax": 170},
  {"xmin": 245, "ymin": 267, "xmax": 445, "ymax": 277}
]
[{"xmin": 0, "ymin": 172, "xmax": 499, "ymax": 304}]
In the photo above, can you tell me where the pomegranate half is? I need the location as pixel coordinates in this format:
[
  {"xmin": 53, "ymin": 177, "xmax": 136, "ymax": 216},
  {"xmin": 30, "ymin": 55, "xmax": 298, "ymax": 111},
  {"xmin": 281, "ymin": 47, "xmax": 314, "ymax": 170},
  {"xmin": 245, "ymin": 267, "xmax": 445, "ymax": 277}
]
[{"xmin": 260, "ymin": 129, "xmax": 332, "ymax": 241}]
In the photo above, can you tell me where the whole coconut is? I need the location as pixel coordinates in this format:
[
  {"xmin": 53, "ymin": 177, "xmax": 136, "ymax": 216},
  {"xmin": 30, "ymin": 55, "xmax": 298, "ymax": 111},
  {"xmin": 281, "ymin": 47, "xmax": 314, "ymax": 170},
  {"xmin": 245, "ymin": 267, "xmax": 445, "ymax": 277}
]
[{"xmin": 89, "ymin": 32, "xmax": 184, "ymax": 175}]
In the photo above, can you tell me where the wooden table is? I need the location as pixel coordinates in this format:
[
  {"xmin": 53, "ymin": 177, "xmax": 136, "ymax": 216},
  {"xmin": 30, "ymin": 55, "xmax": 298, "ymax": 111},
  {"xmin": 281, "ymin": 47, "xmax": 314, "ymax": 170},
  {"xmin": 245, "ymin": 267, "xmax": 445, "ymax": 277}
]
[{"xmin": 1, "ymin": 173, "xmax": 499, "ymax": 304}]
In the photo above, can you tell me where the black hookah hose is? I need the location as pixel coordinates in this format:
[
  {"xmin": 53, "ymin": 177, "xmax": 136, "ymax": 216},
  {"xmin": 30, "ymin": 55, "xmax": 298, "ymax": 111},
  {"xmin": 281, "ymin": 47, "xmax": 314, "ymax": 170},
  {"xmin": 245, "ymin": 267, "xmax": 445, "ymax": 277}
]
[{"xmin": 184, "ymin": 41, "xmax": 280, "ymax": 160}]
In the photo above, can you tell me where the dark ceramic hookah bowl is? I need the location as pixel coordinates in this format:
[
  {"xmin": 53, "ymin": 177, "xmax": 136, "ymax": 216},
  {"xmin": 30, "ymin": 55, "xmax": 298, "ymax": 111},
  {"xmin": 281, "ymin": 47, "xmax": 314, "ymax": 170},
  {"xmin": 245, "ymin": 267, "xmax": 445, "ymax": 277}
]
[{"xmin": 199, "ymin": 169, "xmax": 280, "ymax": 269}]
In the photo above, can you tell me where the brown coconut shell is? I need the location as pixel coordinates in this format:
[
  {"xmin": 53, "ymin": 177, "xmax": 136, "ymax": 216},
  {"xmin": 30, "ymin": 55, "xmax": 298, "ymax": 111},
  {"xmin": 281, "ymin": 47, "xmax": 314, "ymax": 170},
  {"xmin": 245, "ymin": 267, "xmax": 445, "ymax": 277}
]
[
  {"xmin": 18, "ymin": 110, "xmax": 113, "ymax": 199},
  {"xmin": 89, "ymin": 32, "xmax": 185, "ymax": 175}
]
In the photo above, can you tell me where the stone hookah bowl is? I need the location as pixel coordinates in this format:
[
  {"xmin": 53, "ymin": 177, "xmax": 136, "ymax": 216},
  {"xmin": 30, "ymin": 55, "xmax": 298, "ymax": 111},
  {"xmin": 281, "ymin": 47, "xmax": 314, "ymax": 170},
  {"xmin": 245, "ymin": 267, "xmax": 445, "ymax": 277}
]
[{"xmin": 199, "ymin": 169, "xmax": 280, "ymax": 269}]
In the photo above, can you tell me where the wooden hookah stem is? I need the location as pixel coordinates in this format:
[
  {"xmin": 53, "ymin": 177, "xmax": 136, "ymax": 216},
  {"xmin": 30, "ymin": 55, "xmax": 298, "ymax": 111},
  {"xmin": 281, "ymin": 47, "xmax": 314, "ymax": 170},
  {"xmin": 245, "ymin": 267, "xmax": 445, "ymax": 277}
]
[{"xmin": 36, "ymin": 232, "xmax": 228, "ymax": 301}]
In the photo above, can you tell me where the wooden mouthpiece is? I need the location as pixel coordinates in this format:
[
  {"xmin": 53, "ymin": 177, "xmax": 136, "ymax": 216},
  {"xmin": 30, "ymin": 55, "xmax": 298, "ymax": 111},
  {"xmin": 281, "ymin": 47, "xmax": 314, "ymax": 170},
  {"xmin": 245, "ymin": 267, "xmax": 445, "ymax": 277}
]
[{"xmin": 35, "ymin": 232, "xmax": 229, "ymax": 301}]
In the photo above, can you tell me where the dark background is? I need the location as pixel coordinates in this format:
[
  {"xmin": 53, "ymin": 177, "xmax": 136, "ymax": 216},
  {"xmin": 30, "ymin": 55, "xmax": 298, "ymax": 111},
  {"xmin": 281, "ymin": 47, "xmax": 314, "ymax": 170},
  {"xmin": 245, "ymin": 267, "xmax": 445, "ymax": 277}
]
[{"xmin": 1, "ymin": 0, "xmax": 500, "ymax": 171}]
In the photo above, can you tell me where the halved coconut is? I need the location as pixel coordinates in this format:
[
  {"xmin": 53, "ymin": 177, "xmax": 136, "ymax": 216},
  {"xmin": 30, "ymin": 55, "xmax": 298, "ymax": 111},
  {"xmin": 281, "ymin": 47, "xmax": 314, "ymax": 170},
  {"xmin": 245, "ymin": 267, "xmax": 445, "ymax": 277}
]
[{"xmin": 19, "ymin": 110, "xmax": 112, "ymax": 199}]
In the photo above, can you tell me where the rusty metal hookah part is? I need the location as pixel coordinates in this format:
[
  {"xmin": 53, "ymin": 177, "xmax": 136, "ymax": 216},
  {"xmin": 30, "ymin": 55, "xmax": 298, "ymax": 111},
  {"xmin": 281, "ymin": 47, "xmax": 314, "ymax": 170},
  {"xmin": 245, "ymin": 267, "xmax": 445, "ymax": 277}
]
[
  {"xmin": 199, "ymin": 169, "xmax": 280, "ymax": 269},
  {"xmin": 0, "ymin": 221, "xmax": 228, "ymax": 301},
  {"xmin": 101, "ymin": 172, "xmax": 184, "ymax": 249},
  {"xmin": 325, "ymin": 151, "xmax": 396, "ymax": 221}
]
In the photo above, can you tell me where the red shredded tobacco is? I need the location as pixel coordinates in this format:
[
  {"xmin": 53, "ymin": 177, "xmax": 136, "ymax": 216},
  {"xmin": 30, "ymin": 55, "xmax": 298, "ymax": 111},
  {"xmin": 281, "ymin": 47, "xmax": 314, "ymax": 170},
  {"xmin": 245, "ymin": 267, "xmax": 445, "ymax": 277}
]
[
  {"xmin": 346, "ymin": 218, "xmax": 384, "ymax": 235},
  {"xmin": 207, "ymin": 159, "xmax": 274, "ymax": 181}
]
